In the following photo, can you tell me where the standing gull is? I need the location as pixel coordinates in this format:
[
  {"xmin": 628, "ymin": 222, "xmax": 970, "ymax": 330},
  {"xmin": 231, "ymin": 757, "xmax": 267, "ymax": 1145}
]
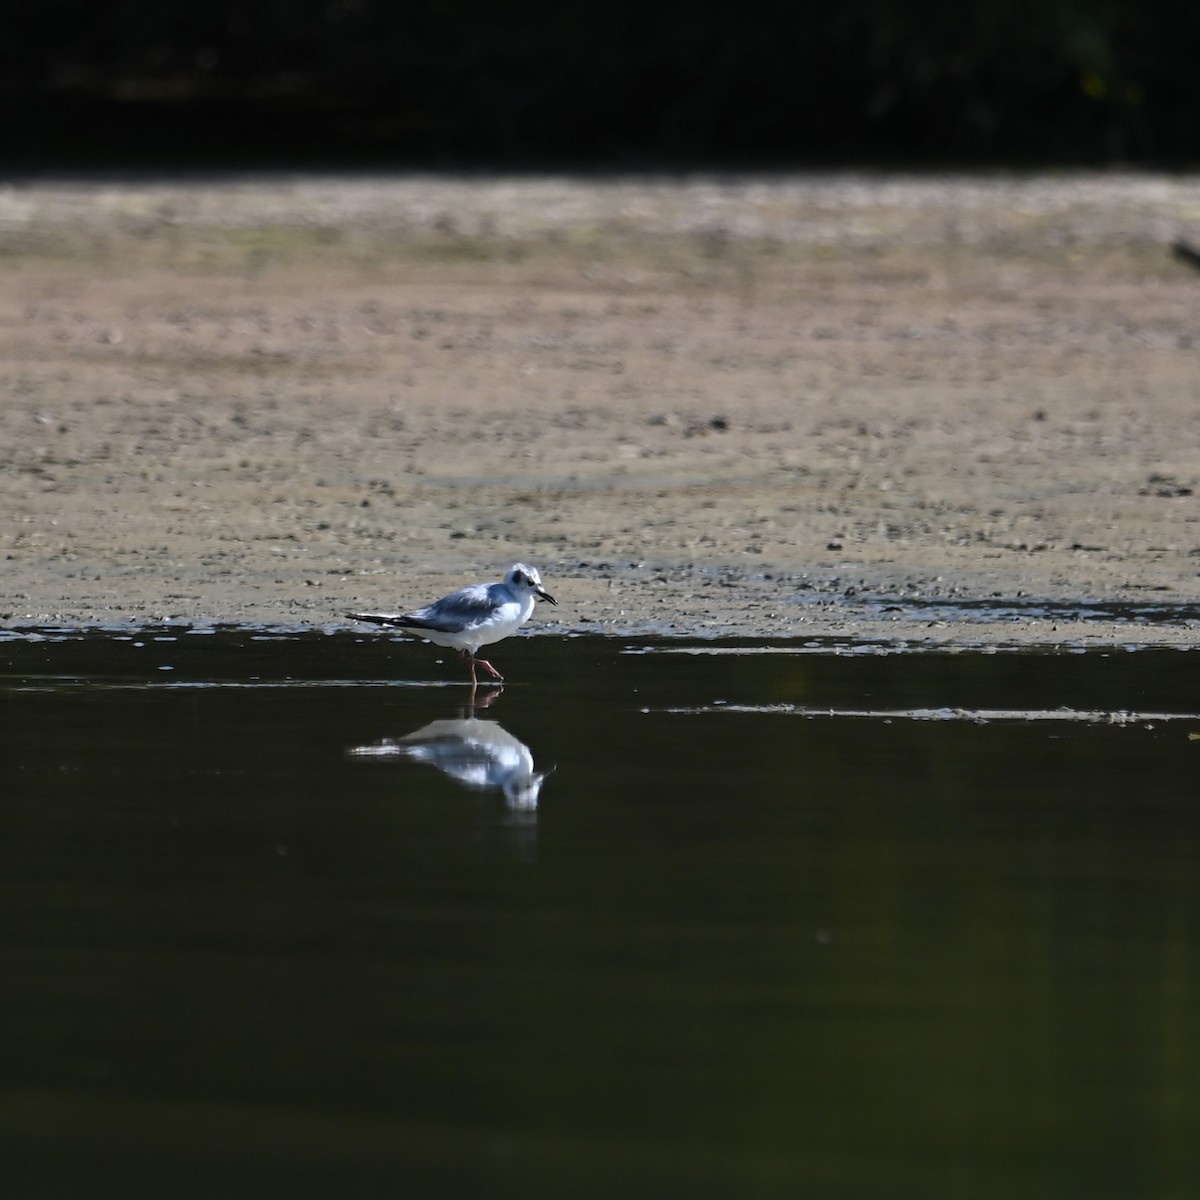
[{"xmin": 347, "ymin": 564, "xmax": 557, "ymax": 683}]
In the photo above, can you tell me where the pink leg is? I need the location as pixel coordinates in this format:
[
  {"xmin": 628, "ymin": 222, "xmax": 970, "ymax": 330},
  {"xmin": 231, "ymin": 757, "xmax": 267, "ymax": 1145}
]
[
  {"xmin": 459, "ymin": 648, "xmax": 502, "ymax": 683},
  {"xmin": 475, "ymin": 656, "xmax": 504, "ymax": 681},
  {"xmin": 460, "ymin": 648, "xmax": 478, "ymax": 684}
]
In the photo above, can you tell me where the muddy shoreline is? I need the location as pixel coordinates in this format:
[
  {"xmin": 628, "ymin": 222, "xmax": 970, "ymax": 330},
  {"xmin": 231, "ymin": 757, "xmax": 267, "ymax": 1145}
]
[{"xmin": 2, "ymin": 174, "xmax": 1198, "ymax": 648}]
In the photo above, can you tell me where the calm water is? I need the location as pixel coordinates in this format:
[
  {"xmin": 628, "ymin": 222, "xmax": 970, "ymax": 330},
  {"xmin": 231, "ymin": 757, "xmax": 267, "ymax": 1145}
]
[{"xmin": 2, "ymin": 628, "xmax": 1199, "ymax": 1198}]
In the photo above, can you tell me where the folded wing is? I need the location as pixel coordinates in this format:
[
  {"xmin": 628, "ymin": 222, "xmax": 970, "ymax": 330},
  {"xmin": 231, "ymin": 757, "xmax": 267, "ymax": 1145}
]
[{"xmin": 347, "ymin": 583, "xmax": 499, "ymax": 633}]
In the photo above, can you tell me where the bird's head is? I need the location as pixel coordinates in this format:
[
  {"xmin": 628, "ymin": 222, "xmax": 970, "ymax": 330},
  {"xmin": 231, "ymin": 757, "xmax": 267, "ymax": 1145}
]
[{"xmin": 507, "ymin": 563, "xmax": 557, "ymax": 605}]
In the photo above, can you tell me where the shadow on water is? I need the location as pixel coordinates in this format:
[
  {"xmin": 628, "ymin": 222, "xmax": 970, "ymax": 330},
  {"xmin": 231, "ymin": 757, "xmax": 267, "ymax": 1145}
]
[{"xmin": 2, "ymin": 626, "xmax": 1199, "ymax": 1198}]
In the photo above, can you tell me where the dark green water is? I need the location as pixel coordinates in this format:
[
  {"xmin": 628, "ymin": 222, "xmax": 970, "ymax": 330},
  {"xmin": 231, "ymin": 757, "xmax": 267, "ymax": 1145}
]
[{"xmin": 2, "ymin": 628, "xmax": 1199, "ymax": 1198}]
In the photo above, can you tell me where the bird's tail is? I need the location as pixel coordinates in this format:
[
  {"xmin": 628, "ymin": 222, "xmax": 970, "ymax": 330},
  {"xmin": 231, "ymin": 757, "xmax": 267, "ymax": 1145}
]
[{"xmin": 346, "ymin": 612, "xmax": 410, "ymax": 628}]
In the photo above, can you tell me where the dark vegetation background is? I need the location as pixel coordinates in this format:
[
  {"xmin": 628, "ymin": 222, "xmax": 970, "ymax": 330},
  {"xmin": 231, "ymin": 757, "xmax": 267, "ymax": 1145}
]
[{"xmin": 0, "ymin": 0, "xmax": 1195, "ymax": 170}]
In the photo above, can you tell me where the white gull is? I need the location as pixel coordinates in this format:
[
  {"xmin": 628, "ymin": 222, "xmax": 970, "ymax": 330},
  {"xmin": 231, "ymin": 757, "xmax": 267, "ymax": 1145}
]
[{"xmin": 347, "ymin": 563, "xmax": 557, "ymax": 683}]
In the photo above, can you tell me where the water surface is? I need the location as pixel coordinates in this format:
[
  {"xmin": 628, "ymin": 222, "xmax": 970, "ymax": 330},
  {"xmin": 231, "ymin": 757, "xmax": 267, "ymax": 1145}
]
[{"xmin": 3, "ymin": 629, "xmax": 1198, "ymax": 1198}]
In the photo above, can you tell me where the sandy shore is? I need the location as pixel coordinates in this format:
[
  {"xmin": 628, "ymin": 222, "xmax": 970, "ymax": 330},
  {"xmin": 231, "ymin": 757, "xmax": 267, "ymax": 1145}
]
[{"xmin": 2, "ymin": 173, "xmax": 1198, "ymax": 647}]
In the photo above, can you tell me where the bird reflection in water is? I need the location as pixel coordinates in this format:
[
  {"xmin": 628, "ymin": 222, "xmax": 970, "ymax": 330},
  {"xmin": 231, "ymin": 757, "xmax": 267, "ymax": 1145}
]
[
  {"xmin": 349, "ymin": 709, "xmax": 547, "ymax": 861},
  {"xmin": 349, "ymin": 715, "xmax": 547, "ymax": 809},
  {"xmin": 350, "ymin": 696, "xmax": 549, "ymax": 864}
]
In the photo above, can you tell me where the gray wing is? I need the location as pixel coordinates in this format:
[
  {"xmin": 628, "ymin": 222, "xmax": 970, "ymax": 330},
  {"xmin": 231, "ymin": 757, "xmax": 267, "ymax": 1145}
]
[
  {"xmin": 411, "ymin": 583, "xmax": 501, "ymax": 631},
  {"xmin": 348, "ymin": 582, "xmax": 502, "ymax": 632}
]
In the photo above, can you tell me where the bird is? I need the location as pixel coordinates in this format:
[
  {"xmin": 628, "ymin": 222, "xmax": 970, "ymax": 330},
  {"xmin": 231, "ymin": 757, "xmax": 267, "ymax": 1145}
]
[{"xmin": 346, "ymin": 563, "xmax": 557, "ymax": 684}]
